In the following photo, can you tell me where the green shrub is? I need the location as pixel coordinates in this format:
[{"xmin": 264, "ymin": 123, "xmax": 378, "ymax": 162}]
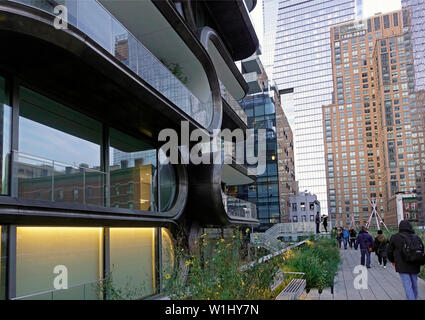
[
  {"xmin": 163, "ymin": 232, "xmax": 341, "ymax": 299},
  {"xmin": 281, "ymin": 238, "xmax": 340, "ymax": 291}
]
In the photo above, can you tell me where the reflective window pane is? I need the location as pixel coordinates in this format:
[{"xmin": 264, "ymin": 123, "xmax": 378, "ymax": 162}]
[
  {"xmin": 17, "ymin": 87, "xmax": 103, "ymax": 205},
  {"xmin": 109, "ymin": 128, "xmax": 157, "ymax": 211},
  {"xmin": 0, "ymin": 76, "xmax": 11, "ymax": 195}
]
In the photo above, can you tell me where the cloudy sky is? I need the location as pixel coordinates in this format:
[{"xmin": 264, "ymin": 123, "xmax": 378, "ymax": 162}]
[{"xmin": 251, "ymin": 0, "xmax": 402, "ymax": 47}]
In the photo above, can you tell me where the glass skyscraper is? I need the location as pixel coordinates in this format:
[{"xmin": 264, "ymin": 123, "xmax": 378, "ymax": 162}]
[{"xmin": 262, "ymin": 0, "xmax": 362, "ymax": 216}]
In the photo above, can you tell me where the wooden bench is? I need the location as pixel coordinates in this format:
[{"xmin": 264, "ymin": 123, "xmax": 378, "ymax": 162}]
[{"xmin": 276, "ymin": 278, "xmax": 307, "ymax": 300}]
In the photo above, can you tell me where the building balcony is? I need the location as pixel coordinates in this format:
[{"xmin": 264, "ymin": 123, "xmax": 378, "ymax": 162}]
[
  {"xmin": 222, "ymin": 193, "xmax": 257, "ymax": 220},
  {"xmin": 241, "ymin": 55, "xmax": 263, "ymax": 74},
  {"xmin": 243, "ymin": 72, "xmax": 263, "ymax": 93},
  {"xmin": 220, "ymin": 81, "xmax": 247, "ymax": 126},
  {"xmin": 9, "ymin": 0, "xmax": 213, "ymax": 128}
]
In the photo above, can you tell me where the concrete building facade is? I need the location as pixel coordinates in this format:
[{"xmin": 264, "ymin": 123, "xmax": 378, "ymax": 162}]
[{"xmin": 289, "ymin": 192, "xmax": 320, "ymax": 223}]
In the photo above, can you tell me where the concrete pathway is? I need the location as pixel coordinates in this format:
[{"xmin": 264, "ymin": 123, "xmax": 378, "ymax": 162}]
[{"xmin": 299, "ymin": 248, "xmax": 425, "ymax": 300}]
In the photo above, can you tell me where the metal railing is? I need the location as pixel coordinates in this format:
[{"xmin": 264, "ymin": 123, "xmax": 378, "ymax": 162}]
[
  {"xmin": 14, "ymin": 151, "xmax": 106, "ymax": 206},
  {"xmin": 12, "ymin": 278, "xmax": 105, "ymax": 300},
  {"xmin": 222, "ymin": 193, "xmax": 257, "ymax": 220},
  {"xmin": 250, "ymin": 222, "xmax": 316, "ymax": 251},
  {"xmin": 10, "ymin": 0, "xmax": 213, "ymax": 128}
]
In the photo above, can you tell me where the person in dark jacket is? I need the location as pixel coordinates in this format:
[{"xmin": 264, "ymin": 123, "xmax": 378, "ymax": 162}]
[
  {"xmin": 315, "ymin": 212, "xmax": 321, "ymax": 234},
  {"xmin": 323, "ymin": 216, "xmax": 328, "ymax": 233},
  {"xmin": 387, "ymin": 220, "xmax": 423, "ymax": 300},
  {"xmin": 349, "ymin": 228, "xmax": 357, "ymax": 249},
  {"xmin": 355, "ymin": 226, "xmax": 374, "ymax": 268},
  {"xmin": 374, "ymin": 230, "xmax": 388, "ymax": 268}
]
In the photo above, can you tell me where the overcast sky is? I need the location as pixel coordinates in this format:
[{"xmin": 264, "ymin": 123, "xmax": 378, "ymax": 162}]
[{"xmin": 251, "ymin": 0, "xmax": 402, "ymax": 48}]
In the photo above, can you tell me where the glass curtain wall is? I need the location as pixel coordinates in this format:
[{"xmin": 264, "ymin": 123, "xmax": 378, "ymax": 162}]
[
  {"xmin": 0, "ymin": 226, "xmax": 5, "ymax": 300},
  {"xmin": 238, "ymin": 94, "xmax": 280, "ymax": 229},
  {"xmin": 18, "ymin": 87, "xmax": 103, "ymax": 205},
  {"xmin": 0, "ymin": 76, "xmax": 12, "ymax": 195},
  {"xmin": 109, "ymin": 129, "xmax": 158, "ymax": 211},
  {"xmin": 15, "ymin": 87, "xmax": 177, "ymax": 213}
]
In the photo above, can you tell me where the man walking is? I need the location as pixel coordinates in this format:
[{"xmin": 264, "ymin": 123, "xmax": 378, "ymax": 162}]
[
  {"xmin": 387, "ymin": 220, "xmax": 425, "ymax": 300},
  {"xmin": 315, "ymin": 212, "xmax": 321, "ymax": 234},
  {"xmin": 355, "ymin": 226, "xmax": 374, "ymax": 268},
  {"xmin": 322, "ymin": 215, "xmax": 328, "ymax": 233}
]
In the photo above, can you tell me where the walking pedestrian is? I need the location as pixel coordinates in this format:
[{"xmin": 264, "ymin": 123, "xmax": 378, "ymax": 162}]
[
  {"xmin": 374, "ymin": 230, "xmax": 388, "ymax": 268},
  {"xmin": 315, "ymin": 212, "xmax": 321, "ymax": 234},
  {"xmin": 387, "ymin": 220, "xmax": 425, "ymax": 300},
  {"xmin": 349, "ymin": 228, "xmax": 357, "ymax": 249},
  {"xmin": 323, "ymin": 215, "xmax": 328, "ymax": 233},
  {"xmin": 354, "ymin": 226, "xmax": 374, "ymax": 268},
  {"xmin": 336, "ymin": 227, "xmax": 343, "ymax": 249},
  {"xmin": 342, "ymin": 227, "xmax": 349, "ymax": 250}
]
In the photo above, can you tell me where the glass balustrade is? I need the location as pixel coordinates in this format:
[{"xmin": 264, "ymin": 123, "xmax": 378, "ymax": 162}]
[
  {"xmin": 13, "ymin": 279, "xmax": 104, "ymax": 300},
  {"xmin": 222, "ymin": 193, "xmax": 257, "ymax": 220},
  {"xmin": 11, "ymin": 0, "xmax": 213, "ymax": 128},
  {"xmin": 219, "ymin": 81, "xmax": 248, "ymax": 125},
  {"xmin": 15, "ymin": 151, "xmax": 106, "ymax": 206}
]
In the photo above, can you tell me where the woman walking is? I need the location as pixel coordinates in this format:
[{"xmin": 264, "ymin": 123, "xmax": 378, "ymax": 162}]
[{"xmin": 374, "ymin": 230, "xmax": 389, "ymax": 268}]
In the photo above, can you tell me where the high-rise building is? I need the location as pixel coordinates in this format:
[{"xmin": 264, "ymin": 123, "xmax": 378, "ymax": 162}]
[
  {"xmin": 402, "ymin": 0, "xmax": 425, "ymax": 221},
  {"xmin": 227, "ymin": 53, "xmax": 296, "ymax": 230},
  {"xmin": 322, "ymin": 10, "xmax": 423, "ymax": 228},
  {"xmin": 262, "ymin": 0, "xmax": 363, "ymax": 217}
]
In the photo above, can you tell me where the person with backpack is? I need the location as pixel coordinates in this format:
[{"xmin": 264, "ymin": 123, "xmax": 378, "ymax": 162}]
[
  {"xmin": 387, "ymin": 220, "xmax": 425, "ymax": 300},
  {"xmin": 374, "ymin": 230, "xmax": 389, "ymax": 268},
  {"xmin": 349, "ymin": 228, "xmax": 357, "ymax": 249},
  {"xmin": 354, "ymin": 226, "xmax": 374, "ymax": 268},
  {"xmin": 342, "ymin": 227, "xmax": 349, "ymax": 250}
]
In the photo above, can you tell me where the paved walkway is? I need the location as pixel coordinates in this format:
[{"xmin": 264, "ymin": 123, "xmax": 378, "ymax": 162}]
[{"xmin": 299, "ymin": 248, "xmax": 425, "ymax": 300}]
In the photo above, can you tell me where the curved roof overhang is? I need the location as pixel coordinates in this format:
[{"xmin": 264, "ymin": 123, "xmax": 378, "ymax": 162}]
[
  {"xmin": 202, "ymin": 0, "xmax": 259, "ymax": 61},
  {"xmin": 244, "ymin": 0, "xmax": 258, "ymax": 12},
  {"xmin": 185, "ymin": 162, "xmax": 259, "ymax": 227},
  {"xmin": 198, "ymin": 26, "xmax": 249, "ymax": 100}
]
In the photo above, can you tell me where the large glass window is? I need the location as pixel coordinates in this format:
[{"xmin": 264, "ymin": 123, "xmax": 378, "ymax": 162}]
[
  {"xmin": 0, "ymin": 226, "xmax": 5, "ymax": 300},
  {"xmin": 109, "ymin": 228, "xmax": 156, "ymax": 299},
  {"xmin": 109, "ymin": 128, "xmax": 157, "ymax": 211},
  {"xmin": 17, "ymin": 87, "xmax": 103, "ymax": 205},
  {"xmin": 16, "ymin": 227, "xmax": 103, "ymax": 300},
  {"xmin": 158, "ymin": 157, "xmax": 176, "ymax": 212},
  {"xmin": 0, "ymin": 76, "xmax": 11, "ymax": 195}
]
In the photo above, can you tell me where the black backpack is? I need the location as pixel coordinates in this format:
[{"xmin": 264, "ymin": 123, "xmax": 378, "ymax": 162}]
[{"xmin": 399, "ymin": 233, "xmax": 425, "ymax": 264}]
